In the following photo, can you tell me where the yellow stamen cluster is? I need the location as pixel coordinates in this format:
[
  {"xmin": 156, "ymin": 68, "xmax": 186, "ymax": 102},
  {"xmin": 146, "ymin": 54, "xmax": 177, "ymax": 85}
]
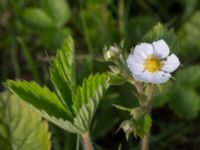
[{"xmin": 144, "ymin": 56, "xmax": 161, "ymax": 72}]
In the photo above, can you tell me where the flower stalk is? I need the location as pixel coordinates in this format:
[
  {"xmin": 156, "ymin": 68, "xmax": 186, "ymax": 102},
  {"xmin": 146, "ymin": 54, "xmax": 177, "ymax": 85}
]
[
  {"xmin": 138, "ymin": 84, "xmax": 154, "ymax": 150},
  {"xmin": 82, "ymin": 133, "xmax": 93, "ymax": 150},
  {"xmin": 141, "ymin": 134, "xmax": 150, "ymax": 150}
]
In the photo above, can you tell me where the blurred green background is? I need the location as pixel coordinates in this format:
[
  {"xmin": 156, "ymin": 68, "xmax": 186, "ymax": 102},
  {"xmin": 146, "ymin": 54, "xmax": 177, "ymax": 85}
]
[{"xmin": 1, "ymin": 0, "xmax": 200, "ymax": 149}]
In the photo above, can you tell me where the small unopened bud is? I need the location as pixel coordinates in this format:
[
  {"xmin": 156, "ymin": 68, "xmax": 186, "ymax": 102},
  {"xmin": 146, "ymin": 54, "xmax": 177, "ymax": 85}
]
[
  {"xmin": 121, "ymin": 120, "xmax": 134, "ymax": 140},
  {"xmin": 104, "ymin": 46, "xmax": 120, "ymax": 61}
]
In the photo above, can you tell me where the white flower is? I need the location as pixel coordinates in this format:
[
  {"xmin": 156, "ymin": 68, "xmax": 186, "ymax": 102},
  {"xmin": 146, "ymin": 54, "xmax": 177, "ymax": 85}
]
[{"xmin": 127, "ymin": 39, "xmax": 180, "ymax": 84}]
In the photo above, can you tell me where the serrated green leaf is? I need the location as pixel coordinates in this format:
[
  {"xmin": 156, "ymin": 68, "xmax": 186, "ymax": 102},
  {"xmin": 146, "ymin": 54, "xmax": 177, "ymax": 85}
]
[
  {"xmin": 50, "ymin": 36, "xmax": 75, "ymax": 116},
  {"xmin": 73, "ymin": 73, "xmax": 110, "ymax": 132},
  {"xmin": 42, "ymin": 0, "xmax": 71, "ymax": 27},
  {"xmin": 142, "ymin": 23, "xmax": 179, "ymax": 53},
  {"xmin": 4, "ymin": 80, "xmax": 80, "ymax": 133},
  {"xmin": 4, "ymin": 80, "xmax": 70, "ymax": 120},
  {"xmin": 0, "ymin": 91, "xmax": 51, "ymax": 150},
  {"xmin": 21, "ymin": 7, "xmax": 55, "ymax": 31},
  {"xmin": 4, "ymin": 36, "xmax": 110, "ymax": 135},
  {"xmin": 73, "ymin": 73, "xmax": 109, "ymax": 111}
]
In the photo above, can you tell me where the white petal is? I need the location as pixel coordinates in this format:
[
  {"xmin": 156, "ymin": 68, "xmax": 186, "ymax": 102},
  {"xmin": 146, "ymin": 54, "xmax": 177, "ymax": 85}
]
[
  {"xmin": 162, "ymin": 54, "xmax": 180, "ymax": 73},
  {"xmin": 127, "ymin": 54, "xmax": 144, "ymax": 74},
  {"xmin": 152, "ymin": 39, "xmax": 170, "ymax": 58},
  {"xmin": 128, "ymin": 52, "xmax": 144, "ymax": 64},
  {"xmin": 133, "ymin": 43, "xmax": 154, "ymax": 59},
  {"xmin": 133, "ymin": 71, "xmax": 171, "ymax": 84},
  {"xmin": 132, "ymin": 71, "xmax": 154, "ymax": 83},
  {"xmin": 151, "ymin": 71, "xmax": 171, "ymax": 84},
  {"xmin": 132, "ymin": 72, "xmax": 150, "ymax": 83}
]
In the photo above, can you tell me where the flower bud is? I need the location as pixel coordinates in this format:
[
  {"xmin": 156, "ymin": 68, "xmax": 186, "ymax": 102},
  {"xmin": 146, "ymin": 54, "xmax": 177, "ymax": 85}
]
[
  {"xmin": 121, "ymin": 120, "xmax": 134, "ymax": 140},
  {"xmin": 104, "ymin": 46, "xmax": 120, "ymax": 61}
]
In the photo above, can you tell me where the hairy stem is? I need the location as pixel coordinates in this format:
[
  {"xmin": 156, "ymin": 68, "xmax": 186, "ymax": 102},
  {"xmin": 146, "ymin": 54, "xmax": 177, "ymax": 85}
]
[
  {"xmin": 140, "ymin": 84, "xmax": 154, "ymax": 150},
  {"xmin": 141, "ymin": 124, "xmax": 150, "ymax": 150},
  {"xmin": 82, "ymin": 133, "xmax": 93, "ymax": 150}
]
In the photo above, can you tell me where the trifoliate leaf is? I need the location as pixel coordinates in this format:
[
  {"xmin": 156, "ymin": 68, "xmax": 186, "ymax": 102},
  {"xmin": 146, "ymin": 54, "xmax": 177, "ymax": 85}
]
[
  {"xmin": 4, "ymin": 36, "xmax": 110, "ymax": 135},
  {"xmin": 0, "ymin": 91, "xmax": 51, "ymax": 150}
]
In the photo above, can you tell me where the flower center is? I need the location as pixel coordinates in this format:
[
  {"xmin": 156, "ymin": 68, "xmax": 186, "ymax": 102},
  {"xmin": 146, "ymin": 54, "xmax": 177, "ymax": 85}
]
[{"xmin": 144, "ymin": 56, "xmax": 161, "ymax": 72}]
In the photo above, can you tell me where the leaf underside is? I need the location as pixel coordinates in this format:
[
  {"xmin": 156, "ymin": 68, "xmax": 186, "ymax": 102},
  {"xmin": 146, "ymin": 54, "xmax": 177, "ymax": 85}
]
[{"xmin": 0, "ymin": 91, "xmax": 51, "ymax": 150}]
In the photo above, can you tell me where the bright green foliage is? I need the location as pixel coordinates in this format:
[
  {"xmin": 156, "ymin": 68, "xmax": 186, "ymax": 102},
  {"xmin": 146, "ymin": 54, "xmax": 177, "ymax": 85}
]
[
  {"xmin": 21, "ymin": 7, "xmax": 55, "ymax": 31},
  {"xmin": 73, "ymin": 74, "xmax": 110, "ymax": 132},
  {"xmin": 142, "ymin": 23, "xmax": 179, "ymax": 53},
  {"xmin": 73, "ymin": 74, "xmax": 108, "ymax": 111},
  {"xmin": 42, "ymin": 0, "xmax": 71, "ymax": 27},
  {"xmin": 50, "ymin": 36, "xmax": 75, "ymax": 116},
  {"xmin": 0, "ymin": 91, "xmax": 51, "ymax": 150},
  {"xmin": 4, "ymin": 36, "xmax": 110, "ymax": 135},
  {"xmin": 5, "ymin": 80, "xmax": 69, "ymax": 120}
]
